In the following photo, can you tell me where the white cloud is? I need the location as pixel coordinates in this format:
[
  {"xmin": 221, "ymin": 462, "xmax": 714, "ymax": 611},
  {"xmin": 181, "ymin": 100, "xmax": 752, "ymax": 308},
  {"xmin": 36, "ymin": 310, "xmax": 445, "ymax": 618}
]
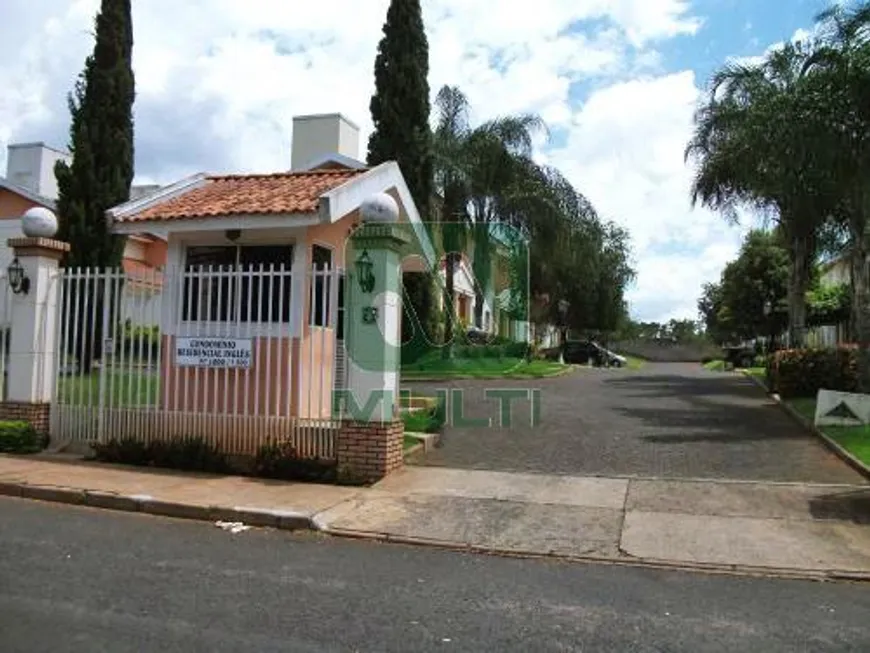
[
  {"xmin": 549, "ymin": 72, "xmax": 750, "ymax": 322},
  {"xmin": 0, "ymin": 0, "xmax": 733, "ymax": 322}
]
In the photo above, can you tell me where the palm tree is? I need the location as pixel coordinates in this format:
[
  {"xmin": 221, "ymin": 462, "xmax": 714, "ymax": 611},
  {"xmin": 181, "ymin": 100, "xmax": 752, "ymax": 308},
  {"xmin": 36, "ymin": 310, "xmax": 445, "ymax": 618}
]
[
  {"xmin": 432, "ymin": 86, "xmax": 472, "ymax": 359},
  {"xmin": 805, "ymin": 1, "xmax": 870, "ymax": 388},
  {"xmin": 431, "ymin": 85, "xmax": 547, "ymax": 356},
  {"xmin": 686, "ymin": 41, "xmax": 831, "ymax": 348}
]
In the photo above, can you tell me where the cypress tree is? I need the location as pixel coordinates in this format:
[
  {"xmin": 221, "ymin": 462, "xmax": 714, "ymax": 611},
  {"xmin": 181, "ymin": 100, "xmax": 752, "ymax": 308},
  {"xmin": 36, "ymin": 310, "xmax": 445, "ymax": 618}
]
[
  {"xmin": 54, "ymin": 0, "xmax": 134, "ymax": 372},
  {"xmin": 55, "ymin": 0, "xmax": 135, "ymax": 269},
  {"xmin": 368, "ymin": 0, "xmax": 439, "ymax": 345},
  {"xmin": 367, "ymin": 0, "xmax": 433, "ymax": 212}
]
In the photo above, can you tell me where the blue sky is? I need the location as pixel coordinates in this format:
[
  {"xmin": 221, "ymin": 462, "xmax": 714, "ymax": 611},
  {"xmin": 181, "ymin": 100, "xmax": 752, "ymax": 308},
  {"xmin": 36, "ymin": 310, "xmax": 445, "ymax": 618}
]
[
  {"xmin": 0, "ymin": 0, "xmax": 832, "ymax": 323},
  {"xmin": 676, "ymin": 0, "xmax": 824, "ymax": 79}
]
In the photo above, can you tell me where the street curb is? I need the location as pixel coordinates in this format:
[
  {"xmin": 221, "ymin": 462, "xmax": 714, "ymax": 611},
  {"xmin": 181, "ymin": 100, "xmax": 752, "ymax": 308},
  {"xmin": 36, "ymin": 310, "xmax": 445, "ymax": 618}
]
[
  {"xmin": 316, "ymin": 525, "xmax": 870, "ymax": 584},
  {"xmin": 0, "ymin": 481, "xmax": 317, "ymax": 532},
  {"xmin": 741, "ymin": 370, "xmax": 870, "ymax": 481},
  {"xmin": 2, "ymin": 478, "xmax": 869, "ymax": 583}
]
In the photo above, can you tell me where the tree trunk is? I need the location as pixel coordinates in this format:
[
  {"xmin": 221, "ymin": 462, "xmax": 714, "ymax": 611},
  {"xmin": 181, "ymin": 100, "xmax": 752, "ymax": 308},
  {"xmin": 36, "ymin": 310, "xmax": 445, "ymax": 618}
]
[
  {"xmin": 787, "ymin": 234, "xmax": 810, "ymax": 349},
  {"xmin": 850, "ymin": 214, "xmax": 870, "ymax": 392},
  {"xmin": 442, "ymin": 252, "xmax": 456, "ymax": 360},
  {"xmin": 473, "ymin": 289, "xmax": 484, "ymax": 329}
]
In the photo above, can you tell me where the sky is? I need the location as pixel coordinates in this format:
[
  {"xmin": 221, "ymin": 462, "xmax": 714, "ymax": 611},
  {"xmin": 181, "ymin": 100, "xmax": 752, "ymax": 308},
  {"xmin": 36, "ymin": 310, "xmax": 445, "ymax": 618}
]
[{"xmin": 0, "ymin": 0, "xmax": 834, "ymax": 322}]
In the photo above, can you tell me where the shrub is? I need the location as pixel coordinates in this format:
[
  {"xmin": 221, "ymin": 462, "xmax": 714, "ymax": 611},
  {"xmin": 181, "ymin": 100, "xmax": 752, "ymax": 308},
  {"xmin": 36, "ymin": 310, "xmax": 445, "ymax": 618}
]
[
  {"xmin": 91, "ymin": 436, "xmax": 229, "ymax": 473},
  {"xmin": 0, "ymin": 421, "xmax": 43, "ymax": 454},
  {"xmin": 769, "ymin": 346, "xmax": 858, "ymax": 399},
  {"xmin": 91, "ymin": 437, "xmax": 150, "ymax": 465},
  {"xmin": 253, "ymin": 441, "xmax": 335, "ymax": 482},
  {"xmin": 118, "ymin": 321, "xmax": 160, "ymax": 360},
  {"xmin": 504, "ymin": 341, "xmax": 530, "ymax": 358}
]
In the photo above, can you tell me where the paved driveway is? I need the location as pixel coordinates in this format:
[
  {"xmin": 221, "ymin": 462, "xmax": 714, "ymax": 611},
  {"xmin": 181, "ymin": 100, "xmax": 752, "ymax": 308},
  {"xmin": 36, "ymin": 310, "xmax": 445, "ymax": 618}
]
[{"xmin": 408, "ymin": 362, "xmax": 867, "ymax": 484}]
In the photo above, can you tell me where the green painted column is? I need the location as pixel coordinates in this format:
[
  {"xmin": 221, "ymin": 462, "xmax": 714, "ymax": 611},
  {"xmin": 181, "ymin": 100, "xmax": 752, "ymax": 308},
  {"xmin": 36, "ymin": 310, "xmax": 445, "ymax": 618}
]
[{"xmin": 341, "ymin": 221, "xmax": 410, "ymax": 423}]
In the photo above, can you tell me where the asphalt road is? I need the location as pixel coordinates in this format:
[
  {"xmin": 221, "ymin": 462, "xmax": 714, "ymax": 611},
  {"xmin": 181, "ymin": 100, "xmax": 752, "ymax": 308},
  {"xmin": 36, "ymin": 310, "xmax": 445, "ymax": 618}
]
[
  {"xmin": 1, "ymin": 498, "xmax": 869, "ymax": 652},
  {"xmin": 412, "ymin": 363, "xmax": 867, "ymax": 483}
]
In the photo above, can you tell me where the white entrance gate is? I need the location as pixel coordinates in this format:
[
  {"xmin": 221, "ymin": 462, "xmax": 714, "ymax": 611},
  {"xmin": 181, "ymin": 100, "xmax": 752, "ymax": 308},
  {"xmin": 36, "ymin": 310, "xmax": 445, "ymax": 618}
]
[{"xmin": 50, "ymin": 265, "xmax": 342, "ymax": 458}]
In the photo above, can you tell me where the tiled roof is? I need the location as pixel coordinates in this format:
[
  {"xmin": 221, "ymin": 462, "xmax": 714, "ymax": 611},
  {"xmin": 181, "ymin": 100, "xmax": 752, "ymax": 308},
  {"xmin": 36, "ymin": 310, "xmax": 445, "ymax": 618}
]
[{"xmin": 120, "ymin": 169, "xmax": 365, "ymax": 222}]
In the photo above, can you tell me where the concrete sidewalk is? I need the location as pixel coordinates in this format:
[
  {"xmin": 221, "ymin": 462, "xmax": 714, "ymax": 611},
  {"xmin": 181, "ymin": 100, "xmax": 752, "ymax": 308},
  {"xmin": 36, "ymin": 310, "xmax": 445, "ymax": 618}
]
[{"xmin": 2, "ymin": 454, "xmax": 870, "ymax": 579}]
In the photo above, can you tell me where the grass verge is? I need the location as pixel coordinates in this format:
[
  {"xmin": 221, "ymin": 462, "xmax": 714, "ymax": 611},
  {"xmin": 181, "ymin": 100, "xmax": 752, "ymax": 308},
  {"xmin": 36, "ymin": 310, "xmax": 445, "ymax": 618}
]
[
  {"xmin": 703, "ymin": 359, "xmax": 725, "ymax": 371},
  {"xmin": 787, "ymin": 397, "xmax": 870, "ymax": 467},
  {"xmin": 400, "ymin": 391, "xmax": 446, "ymax": 434},
  {"xmin": 402, "ymin": 354, "xmax": 569, "ymax": 379},
  {"xmin": 624, "ymin": 356, "xmax": 646, "ymax": 370}
]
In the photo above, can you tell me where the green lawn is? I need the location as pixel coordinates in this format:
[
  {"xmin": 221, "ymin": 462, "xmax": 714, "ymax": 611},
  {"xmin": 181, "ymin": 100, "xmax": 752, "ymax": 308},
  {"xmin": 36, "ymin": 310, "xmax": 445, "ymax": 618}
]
[
  {"xmin": 744, "ymin": 366, "xmax": 766, "ymax": 382},
  {"xmin": 624, "ymin": 356, "xmax": 646, "ymax": 370},
  {"xmin": 703, "ymin": 359, "xmax": 726, "ymax": 371},
  {"xmin": 57, "ymin": 370, "xmax": 159, "ymax": 407},
  {"xmin": 787, "ymin": 397, "xmax": 870, "ymax": 466},
  {"xmin": 402, "ymin": 355, "xmax": 569, "ymax": 379}
]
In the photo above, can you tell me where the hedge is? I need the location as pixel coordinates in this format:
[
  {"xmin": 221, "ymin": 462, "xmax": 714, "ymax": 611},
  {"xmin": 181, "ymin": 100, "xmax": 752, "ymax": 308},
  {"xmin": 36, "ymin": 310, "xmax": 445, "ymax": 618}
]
[
  {"xmin": 769, "ymin": 346, "xmax": 858, "ymax": 399},
  {"xmin": 0, "ymin": 421, "xmax": 44, "ymax": 454}
]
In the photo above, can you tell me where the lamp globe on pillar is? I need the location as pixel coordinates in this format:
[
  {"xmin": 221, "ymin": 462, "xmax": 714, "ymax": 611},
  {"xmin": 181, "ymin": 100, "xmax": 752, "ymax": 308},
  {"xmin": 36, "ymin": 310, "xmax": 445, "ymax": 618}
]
[
  {"xmin": 355, "ymin": 193, "xmax": 400, "ymax": 293},
  {"xmin": 360, "ymin": 192, "xmax": 400, "ymax": 225},
  {"xmin": 22, "ymin": 206, "xmax": 59, "ymax": 238},
  {"xmin": 8, "ymin": 206, "xmax": 58, "ymax": 295}
]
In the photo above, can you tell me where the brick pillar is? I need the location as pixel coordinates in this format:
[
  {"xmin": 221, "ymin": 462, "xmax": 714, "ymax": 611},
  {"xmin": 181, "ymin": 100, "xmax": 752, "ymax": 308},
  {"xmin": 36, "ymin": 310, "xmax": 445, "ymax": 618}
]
[
  {"xmin": 336, "ymin": 418, "xmax": 405, "ymax": 483},
  {"xmin": 0, "ymin": 402, "xmax": 51, "ymax": 437},
  {"xmin": 336, "ymin": 195, "xmax": 411, "ymax": 483}
]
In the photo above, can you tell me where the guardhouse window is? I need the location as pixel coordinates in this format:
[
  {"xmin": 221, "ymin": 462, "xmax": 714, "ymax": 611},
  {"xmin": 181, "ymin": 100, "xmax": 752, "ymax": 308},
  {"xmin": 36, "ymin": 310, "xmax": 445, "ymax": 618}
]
[{"xmin": 183, "ymin": 245, "xmax": 293, "ymax": 323}]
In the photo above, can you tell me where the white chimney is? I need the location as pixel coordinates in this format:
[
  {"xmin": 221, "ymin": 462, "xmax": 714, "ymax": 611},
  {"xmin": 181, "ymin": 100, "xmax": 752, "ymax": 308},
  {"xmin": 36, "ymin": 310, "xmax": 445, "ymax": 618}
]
[
  {"xmin": 290, "ymin": 113, "xmax": 361, "ymax": 171},
  {"xmin": 5, "ymin": 142, "xmax": 71, "ymax": 200}
]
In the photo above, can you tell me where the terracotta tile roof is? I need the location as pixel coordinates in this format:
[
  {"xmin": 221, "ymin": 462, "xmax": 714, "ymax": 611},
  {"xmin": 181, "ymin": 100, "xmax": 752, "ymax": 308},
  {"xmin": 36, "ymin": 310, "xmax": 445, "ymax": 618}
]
[{"xmin": 120, "ymin": 169, "xmax": 365, "ymax": 222}]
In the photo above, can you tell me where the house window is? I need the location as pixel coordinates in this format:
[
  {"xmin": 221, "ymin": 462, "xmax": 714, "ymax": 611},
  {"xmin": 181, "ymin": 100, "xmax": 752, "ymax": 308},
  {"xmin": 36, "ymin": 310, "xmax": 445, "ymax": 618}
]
[
  {"xmin": 183, "ymin": 245, "xmax": 293, "ymax": 323},
  {"xmin": 310, "ymin": 245, "xmax": 333, "ymax": 327}
]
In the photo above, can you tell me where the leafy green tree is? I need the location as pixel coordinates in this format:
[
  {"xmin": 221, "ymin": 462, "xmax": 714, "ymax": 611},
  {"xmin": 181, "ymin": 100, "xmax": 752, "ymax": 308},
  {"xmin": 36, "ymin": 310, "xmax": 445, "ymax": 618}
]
[
  {"xmin": 807, "ymin": 281, "xmax": 851, "ymax": 327},
  {"xmin": 698, "ymin": 282, "xmax": 734, "ymax": 343},
  {"xmin": 712, "ymin": 230, "xmax": 790, "ymax": 344}
]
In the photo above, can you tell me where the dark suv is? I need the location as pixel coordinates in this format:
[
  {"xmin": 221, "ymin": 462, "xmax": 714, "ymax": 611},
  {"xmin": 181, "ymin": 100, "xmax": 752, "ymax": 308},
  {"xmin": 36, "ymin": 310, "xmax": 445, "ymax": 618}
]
[{"xmin": 563, "ymin": 340, "xmax": 604, "ymax": 366}]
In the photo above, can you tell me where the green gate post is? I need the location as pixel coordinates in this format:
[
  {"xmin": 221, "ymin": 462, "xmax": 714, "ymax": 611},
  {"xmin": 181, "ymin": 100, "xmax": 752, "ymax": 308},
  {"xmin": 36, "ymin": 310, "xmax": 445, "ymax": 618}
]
[{"xmin": 336, "ymin": 193, "xmax": 410, "ymax": 482}]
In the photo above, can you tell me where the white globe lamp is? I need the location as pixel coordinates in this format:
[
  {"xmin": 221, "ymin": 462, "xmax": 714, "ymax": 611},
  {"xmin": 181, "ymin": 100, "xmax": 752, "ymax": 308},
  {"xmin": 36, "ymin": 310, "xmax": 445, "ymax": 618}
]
[{"xmin": 21, "ymin": 206, "xmax": 59, "ymax": 238}]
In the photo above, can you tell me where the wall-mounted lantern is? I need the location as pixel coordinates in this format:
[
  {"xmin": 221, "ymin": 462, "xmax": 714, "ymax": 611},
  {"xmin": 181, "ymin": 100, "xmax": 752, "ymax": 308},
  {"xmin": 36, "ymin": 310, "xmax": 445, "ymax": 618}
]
[
  {"xmin": 355, "ymin": 249, "xmax": 375, "ymax": 293},
  {"xmin": 7, "ymin": 258, "xmax": 29, "ymax": 295}
]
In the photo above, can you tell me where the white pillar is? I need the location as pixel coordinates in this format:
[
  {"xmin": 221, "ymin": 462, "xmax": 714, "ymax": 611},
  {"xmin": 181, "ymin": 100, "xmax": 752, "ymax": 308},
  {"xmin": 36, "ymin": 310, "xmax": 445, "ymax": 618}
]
[{"xmin": 5, "ymin": 238, "xmax": 69, "ymax": 404}]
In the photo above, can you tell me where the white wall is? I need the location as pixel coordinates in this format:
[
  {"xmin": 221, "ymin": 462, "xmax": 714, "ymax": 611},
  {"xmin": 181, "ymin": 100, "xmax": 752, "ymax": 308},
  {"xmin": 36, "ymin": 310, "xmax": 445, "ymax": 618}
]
[
  {"xmin": 0, "ymin": 221, "xmax": 24, "ymax": 270},
  {"xmin": 290, "ymin": 114, "xmax": 360, "ymax": 171},
  {"xmin": 5, "ymin": 143, "xmax": 70, "ymax": 200}
]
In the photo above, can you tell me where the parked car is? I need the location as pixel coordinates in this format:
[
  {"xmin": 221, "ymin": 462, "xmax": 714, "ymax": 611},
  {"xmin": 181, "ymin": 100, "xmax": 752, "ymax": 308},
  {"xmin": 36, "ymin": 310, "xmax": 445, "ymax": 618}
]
[
  {"xmin": 562, "ymin": 340, "xmax": 626, "ymax": 367},
  {"xmin": 722, "ymin": 345, "xmax": 756, "ymax": 369}
]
